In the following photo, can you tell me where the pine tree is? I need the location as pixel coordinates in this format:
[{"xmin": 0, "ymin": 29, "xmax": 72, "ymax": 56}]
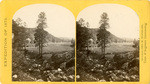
[
  {"xmin": 34, "ymin": 12, "xmax": 48, "ymax": 58},
  {"xmin": 97, "ymin": 12, "xmax": 110, "ymax": 58},
  {"xmin": 77, "ymin": 18, "xmax": 91, "ymax": 51}
]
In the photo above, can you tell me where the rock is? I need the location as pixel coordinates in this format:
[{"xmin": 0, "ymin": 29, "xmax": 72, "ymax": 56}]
[
  {"xmin": 122, "ymin": 62, "xmax": 129, "ymax": 70},
  {"xmin": 76, "ymin": 75, "xmax": 80, "ymax": 79},
  {"xmin": 91, "ymin": 69, "xmax": 94, "ymax": 71},
  {"xmin": 32, "ymin": 64, "xmax": 38, "ymax": 68},
  {"xmin": 58, "ymin": 68, "xmax": 62, "ymax": 72},
  {"xmin": 48, "ymin": 73, "xmax": 56, "ymax": 81},
  {"xmin": 60, "ymin": 62, "xmax": 66, "ymax": 70},
  {"xmin": 130, "ymin": 75, "xmax": 137, "ymax": 80},
  {"xmin": 128, "ymin": 58, "xmax": 139, "ymax": 69},
  {"xmin": 36, "ymin": 79, "xmax": 44, "ymax": 82},
  {"xmin": 13, "ymin": 74, "xmax": 18, "ymax": 79},
  {"xmin": 122, "ymin": 71, "xmax": 127, "ymax": 75},
  {"xmin": 95, "ymin": 64, "xmax": 101, "ymax": 68},
  {"xmin": 62, "ymin": 75, "xmax": 68, "ymax": 81},
  {"xmin": 100, "ymin": 65, "xmax": 104, "ymax": 68},
  {"xmin": 109, "ymin": 71, "xmax": 113, "ymax": 73},
  {"xmin": 106, "ymin": 71, "xmax": 109, "ymax": 74},
  {"xmin": 125, "ymin": 75, "xmax": 130, "ymax": 81},
  {"xmin": 47, "ymin": 70, "xmax": 50, "ymax": 73},
  {"xmin": 45, "ymin": 63, "xmax": 50, "ymax": 69},
  {"xmin": 99, "ymin": 79, "xmax": 106, "ymax": 82},
  {"xmin": 69, "ymin": 75, "xmax": 74, "ymax": 79},
  {"xmin": 28, "ymin": 68, "xmax": 32, "ymax": 71},
  {"xmin": 51, "ymin": 70, "xmax": 58, "ymax": 74}
]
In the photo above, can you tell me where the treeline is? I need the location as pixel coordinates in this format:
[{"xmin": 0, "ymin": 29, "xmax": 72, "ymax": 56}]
[{"xmin": 12, "ymin": 18, "xmax": 29, "ymax": 49}]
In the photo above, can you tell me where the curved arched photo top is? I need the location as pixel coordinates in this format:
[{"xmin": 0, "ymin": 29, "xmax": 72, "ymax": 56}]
[
  {"xmin": 13, "ymin": 4, "xmax": 75, "ymax": 39},
  {"xmin": 77, "ymin": 4, "xmax": 139, "ymax": 39},
  {"xmin": 76, "ymin": 4, "xmax": 139, "ymax": 82},
  {"xmin": 12, "ymin": 4, "xmax": 75, "ymax": 82}
]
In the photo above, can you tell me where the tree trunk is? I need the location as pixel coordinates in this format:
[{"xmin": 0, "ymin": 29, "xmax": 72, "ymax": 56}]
[
  {"xmin": 39, "ymin": 42, "xmax": 42, "ymax": 59},
  {"xmin": 87, "ymin": 43, "xmax": 89, "ymax": 57},
  {"xmin": 101, "ymin": 41, "xmax": 105, "ymax": 59},
  {"xmin": 41, "ymin": 44, "xmax": 43, "ymax": 57},
  {"xmin": 24, "ymin": 44, "xmax": 27, "ymax": 56}
]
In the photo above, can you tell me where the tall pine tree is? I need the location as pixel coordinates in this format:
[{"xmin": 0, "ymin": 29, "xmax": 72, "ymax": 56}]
[
  {"xmin": 97, "ymin": 12, "xmax": 110, "ymax": 58},
  {"xmin": 34, "ymin": 12, "xmax": 48, "ymax": 58}
]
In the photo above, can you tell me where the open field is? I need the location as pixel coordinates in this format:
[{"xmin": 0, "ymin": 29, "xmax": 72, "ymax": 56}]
[
  {"xmin": 26, "ymin": 42, "xmax": 73, "ymax": 53},
  {"xmin": 89, "ymin": 43, "xmax": 135, "ymax": 54}
]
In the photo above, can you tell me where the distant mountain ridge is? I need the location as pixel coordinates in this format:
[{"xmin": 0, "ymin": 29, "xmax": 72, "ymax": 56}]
[
  {"xmin": 25, "ymin": 28, "xmax": 71, "ymax": 43},
  {"xmin": 88, "ymin": 28, "xmax": 133, "ymax": 43}
]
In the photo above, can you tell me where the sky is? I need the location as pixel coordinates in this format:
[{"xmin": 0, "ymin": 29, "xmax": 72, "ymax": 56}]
[
  {"xmin": 77, "ymin": 4, "xmax": 139, "ymax": 39},
  {"xmin": 13, "ymin": 4, "xmax": 75, "ymax": 39}
]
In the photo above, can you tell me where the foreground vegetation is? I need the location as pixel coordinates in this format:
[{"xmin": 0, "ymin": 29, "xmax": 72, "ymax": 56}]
[
  {"xmin": 12, "ymin": 44, "xmax": 75, "ymax": 82},
  {"xmin": 77, "ymin": 44, "xmax": 139, "ymax": 82}
]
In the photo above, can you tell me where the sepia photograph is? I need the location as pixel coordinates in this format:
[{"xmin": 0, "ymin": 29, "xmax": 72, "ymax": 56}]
[
  {"xmin": 12, "ymin": 4, "xmax": 75, "ymax": 82},
  {"xmin": 76, "ymin": 4, "xmax": 139, "ymax": 82}
]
